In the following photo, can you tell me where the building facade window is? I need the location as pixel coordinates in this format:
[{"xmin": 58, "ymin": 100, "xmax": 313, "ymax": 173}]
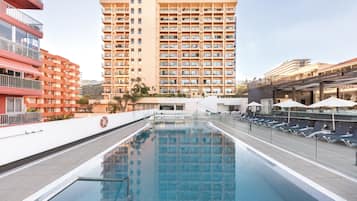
[
  {"xmin": 6, "ymin": 97, "xmax": 23, "ymax": 113},
  {"xmin": 0, "ymin": 20, "xmax": 40, "ymax": 51},
  {"xmin": 138, "ymin": 18, "xmax": 142, "ymax": 24},
  {"xmin": 0, "ymin": 20, "xmax": 12, "ymax": 40}
]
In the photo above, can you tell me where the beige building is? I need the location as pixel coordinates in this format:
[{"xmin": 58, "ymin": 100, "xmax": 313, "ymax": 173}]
[
  {"xmin": 264, "ymin": 59, "xmax": 311, "ymax": 81},
  {"xmin": 100, "ymin": 0, "xmax": 237, "ymax": 100}
]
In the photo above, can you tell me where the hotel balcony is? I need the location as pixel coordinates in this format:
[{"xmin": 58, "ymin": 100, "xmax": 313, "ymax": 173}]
[
  {"xmin": 0, "ymin": 1, "xmax": 43, "ymax": 35},
  {"xmin": 0, "ymin": 37, "xmax": 40, "ymax": 61},
  {"xmin": 0, "ymin": 74, "xmax": 42, "ymax": 96},
  {"xmin": 3, "ymin": 0, "xmax": 43, "ymax": 9},
  {"xmin": 0, "ymin": 112, "xmax": 41, "ymax": 127}
]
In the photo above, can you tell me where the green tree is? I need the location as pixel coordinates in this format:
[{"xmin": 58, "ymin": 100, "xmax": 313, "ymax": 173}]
[
  {"xmin": 236, "ymin": 83, "xmax": 248, "ymax": 97},
  {"xmin": 113, "ymin": 77, "xmax": 150, "ymax": 112},
  {"xmin": 78, "ymin": 96, "xmax": 89, "ymax": 105}
]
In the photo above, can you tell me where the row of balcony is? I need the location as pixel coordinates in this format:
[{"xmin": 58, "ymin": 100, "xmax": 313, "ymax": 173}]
[
  {"xmin": 102, "ymin": 44, "xmax": 129, "ymax": 49},
  {"xmin": 159, "ymin": 45, "xmax": 235, "ymax": 49},
  {"xmin": 160, "ymin": 27, "xmax": 235, "ymax": 32},
  {"xmin": 160, "ymin": 43, "xmax": 235, "ymax": 48},
  {"xmin": 26, "ymin": 103, "xmax": 78, "ymax": 108},
  {"xmin": 160, "ymin": 81, "xmax": 235, "ymax": 85},
  {"xmin": 160, "ymin": 53, "xmax": 235, "ymax": 58},
  {"xmin": 159, "ymin": 37, "xmax": 234, "ymax": 41},
  {"xmin": 159, "ymin": 62, "xmax": 234, "ymax": 67},
  {"xmin": 102, "ymin": 35, "xmax": 128, "ymax": 41},
  {"xmin": 160, "ymin": 71, "xmax": 233, "ymax": 77},
  {"xmin": 159, "ymin": 89, "xmax": 234, "ymax": 94},
  {"xmin": 160, "ymin": 17, "xmax": 235, "ymax": 23},
  {"xmin": 103, "ymin": 81, "xmax": 129, "ymax": 85},
  {"xmin": 102, "ymin": 7, "xmax": 235, "ymax": 14},
  {"xmin": 103, "ymin": 73, "xmax": 130, "ymax": 77},
  {"xmin": 160, "ymin": 74, "xmax": 234, "ymax": 77},
  {"xmin": 0, "ymin": 74, "xmax": 41, "ymax": 90},
  {"xmin": 0, "ymin": 112, "xmax": 41, "ymax": 127},
  {"xmin": 3, "ymin": 0, "xmax": 43, "ymax": 32},
  {"xmin": 0, "ymin": 37, "xmax": 40, "ymax": 60},
  {"xmin": 102, "ymin": 44, "xmax": 235, "ymax": 51},
  {"xmin": 102, "ymin": 8, "xmax": 128, "ymax": 14},
  {"xmin": 160, "ymin": 8, "xmax": 235, "ymax": 13}
]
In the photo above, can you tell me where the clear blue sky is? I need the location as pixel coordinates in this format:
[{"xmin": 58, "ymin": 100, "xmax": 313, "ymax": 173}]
[{"xmin": 28, "ymin": 0, "xmax": 357, "ymax": 81}]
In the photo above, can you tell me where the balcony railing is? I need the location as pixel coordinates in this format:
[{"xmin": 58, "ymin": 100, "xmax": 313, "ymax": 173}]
[
  {"xmin": 0, "ymin": 37, "xmax": 40, "ymax": 60},
  {"xmin": 0, "ymin": 74, "xmax": 41, "ymax": 90},
  {"xmin": 0, "ymin": 112, "xmax": 41, "ymax": 127},
  {"xmin": 3, "ymin": 1, "xmax": 43, "ymax": 32}
]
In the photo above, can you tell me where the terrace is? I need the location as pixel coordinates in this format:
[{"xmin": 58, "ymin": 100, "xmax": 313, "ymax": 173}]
[
  {"xmin": 0, "ymin": 112, "xmax": 41, "ymax": 127},
  {"xmin": 1, "ymin": 0, "xmax": 43, "ymax": 32},
  {"xmin": 0, "ymin": 110, "xmax": 355, "ymax": 200},
  {"xmin": 0, "ymin": 74, "xmax": 41, "ymax": 91},
  {"xmin": 0, "ymin": 37, "xmax": 41, "ymax": 61}
]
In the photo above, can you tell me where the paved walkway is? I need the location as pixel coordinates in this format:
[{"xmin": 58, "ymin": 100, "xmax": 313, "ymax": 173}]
[
  {"xmin": 212, "ymin": 120, "xmax": 357, "ymax": 201},
  {"xmin": 0, "ymin": 120, "xmax": 147, "ymax": 201}
]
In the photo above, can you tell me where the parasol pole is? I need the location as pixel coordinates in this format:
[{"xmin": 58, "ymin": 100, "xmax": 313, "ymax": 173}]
[
  {"xmin": 332, "ymin": 111, "xmax": 335, "ymax": 131},
  {"xmin": 288, "ymin": 107, "xmax": 291, "ymax": 124}
]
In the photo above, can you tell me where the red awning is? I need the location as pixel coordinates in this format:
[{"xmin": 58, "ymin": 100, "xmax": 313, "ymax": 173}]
[{"xmin": 0, "ymin": 60, "xmax": 41, "ymax": 76}]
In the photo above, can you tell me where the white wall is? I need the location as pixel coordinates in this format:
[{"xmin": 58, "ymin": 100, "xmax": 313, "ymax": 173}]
[
  {"xmin": 0, "ymin": 110, "xmax": 155, "ymax": 166},
  {"xmin": 136, "ymin": 96, "xmax": 248, "ymax": 114}
]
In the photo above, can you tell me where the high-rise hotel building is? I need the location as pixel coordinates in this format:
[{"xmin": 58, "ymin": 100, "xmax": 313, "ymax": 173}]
[
  {"xmin": 0, "ymin": 0, "xmax": 43, "ymax": 126},
  {"xmin": 100, "ymin": 0, "xmax": 237, "ymax": 100}
]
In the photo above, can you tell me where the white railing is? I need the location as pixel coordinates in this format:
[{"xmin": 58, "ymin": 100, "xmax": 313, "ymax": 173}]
[
  {"xmin": 0, "ymin": 37, "xmax": 41, "ymax": 60},
  {"xmin": 3, "ymin": 0, "xmax": 43, "ymax": 32},
  {"xmin": 0, "ymin": 112, "xmax": 41, "ymax": 127},
  {"xmin": 0, "ymin": 74, "xmax": 42, "ymax": 90}
]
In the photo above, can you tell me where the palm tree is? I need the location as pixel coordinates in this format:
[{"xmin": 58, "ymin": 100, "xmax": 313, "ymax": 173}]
[{"xmin": 113, "ymin": 77, "xmax": 150, "ymax": 112}]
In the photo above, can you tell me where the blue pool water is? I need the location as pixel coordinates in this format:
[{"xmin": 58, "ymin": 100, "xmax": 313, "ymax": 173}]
[{"xmin": 49, "ymin": 122, "xmax": 331, "ymax": 201}]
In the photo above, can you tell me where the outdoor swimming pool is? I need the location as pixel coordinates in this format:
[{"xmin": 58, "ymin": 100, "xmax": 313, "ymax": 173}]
[{"xmin": 39, "ymin": 121, "xmax": 337, "ymax": 201}]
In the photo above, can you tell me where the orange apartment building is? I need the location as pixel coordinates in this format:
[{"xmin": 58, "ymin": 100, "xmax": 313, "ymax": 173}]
[
  {"xmin": 26, "ymin": 49, "xmax": 81, "ymax": 121},
  {"xmin": 0, "ymin": 0, "xmax": 43, "ymax": 126},
  {"xmin": 100, "ymin": 0, "xmax": 237, "ymax": 100}
]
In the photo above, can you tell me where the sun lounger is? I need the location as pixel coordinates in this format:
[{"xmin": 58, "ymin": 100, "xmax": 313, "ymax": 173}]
[
  {"xmin": 306, "ymin": 129, "xmax": 332, "ymax": 138},
  {"xmin": 341, "ymin": 136, "xmax": 357, "ymax": 147},
  {"xmin": 322, "ymin": 133, "xmax": 354, "ymax": 143},
  {"xmin": 272, "ymin": 122, "xmax": 287, "ymax": 129},
  {"xmin": 265, "ymin": 120, "xmax": 279, "ymax": 126},
  {"xmin": 287, "ymin": 124, "xmax": 302, "ymax": 133}
]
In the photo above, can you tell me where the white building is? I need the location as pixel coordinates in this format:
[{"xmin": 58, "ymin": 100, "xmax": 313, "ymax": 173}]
[{"xmin": 135, "ymin": 96, "xmax": 248, "ymax": 114}]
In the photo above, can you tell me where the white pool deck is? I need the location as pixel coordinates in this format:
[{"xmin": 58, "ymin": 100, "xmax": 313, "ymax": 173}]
[{"xmin": 0, "ymin": 118, "xmax": 356, "ymax": 201}]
